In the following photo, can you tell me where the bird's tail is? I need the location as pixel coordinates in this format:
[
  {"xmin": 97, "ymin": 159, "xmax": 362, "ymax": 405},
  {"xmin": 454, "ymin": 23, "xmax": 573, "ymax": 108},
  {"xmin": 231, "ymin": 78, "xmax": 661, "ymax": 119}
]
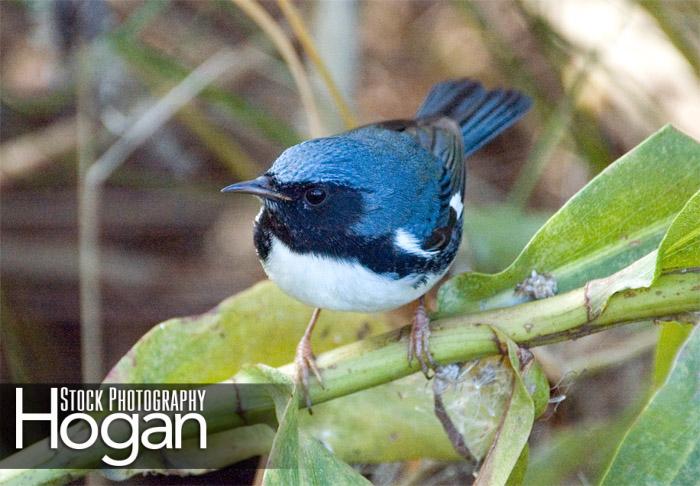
[{"xmin": 416, "ymin": 79, "xmax": 531, "ymax": 157}]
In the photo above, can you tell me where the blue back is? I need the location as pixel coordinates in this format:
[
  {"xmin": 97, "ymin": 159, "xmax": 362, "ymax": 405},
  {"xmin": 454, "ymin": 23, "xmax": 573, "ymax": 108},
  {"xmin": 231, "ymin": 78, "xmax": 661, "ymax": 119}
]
[{"xmin": 268, "ymin": 79, "xmax": 531, "ymax": 243}]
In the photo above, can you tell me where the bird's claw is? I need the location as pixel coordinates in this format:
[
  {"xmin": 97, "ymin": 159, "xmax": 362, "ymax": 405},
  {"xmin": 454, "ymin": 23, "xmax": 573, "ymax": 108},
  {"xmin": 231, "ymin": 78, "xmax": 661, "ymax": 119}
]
[
  {"xmin": 294, "ymin": 335, "xmax": 324, "ymax": 411},
  {"xmin": 408, "ymin": 299, "xmax": 436, "ymax": 378}
]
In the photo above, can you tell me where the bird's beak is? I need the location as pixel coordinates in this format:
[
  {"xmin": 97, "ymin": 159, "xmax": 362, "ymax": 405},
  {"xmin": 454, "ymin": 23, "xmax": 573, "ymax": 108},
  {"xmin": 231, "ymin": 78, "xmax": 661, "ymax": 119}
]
[{"xmin": 220, "ymin": 175, "xmax": 291, "ymax": 201}]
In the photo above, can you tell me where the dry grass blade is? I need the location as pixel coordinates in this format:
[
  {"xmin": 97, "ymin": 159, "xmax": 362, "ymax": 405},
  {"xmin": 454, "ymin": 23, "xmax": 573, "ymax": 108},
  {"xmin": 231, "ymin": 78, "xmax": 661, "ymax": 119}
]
[
  {"xmin": 232, "ymin": 0, "xmax": 324, "ymax": 138},
  {"xmin": 276, "ymin": 0, "xmax": 357, "ymax": 129},
  {"xmin": 85, "ymin": 48, "xmax": 261, "ymax": 187},
  {"xmin": 0, "ymin": 117, "xmax": 77, "ymax": 187}
]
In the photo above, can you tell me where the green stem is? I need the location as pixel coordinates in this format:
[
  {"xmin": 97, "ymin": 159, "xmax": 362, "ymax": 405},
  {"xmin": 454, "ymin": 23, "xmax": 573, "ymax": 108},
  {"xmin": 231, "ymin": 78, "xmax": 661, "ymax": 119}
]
[
  {"xmin": 2, "ymin": 272, "xmax": 699, "ymax": 485},
  {"xmin": 286, "ymin": 272, "xmax": 699, "ymax": 407}
]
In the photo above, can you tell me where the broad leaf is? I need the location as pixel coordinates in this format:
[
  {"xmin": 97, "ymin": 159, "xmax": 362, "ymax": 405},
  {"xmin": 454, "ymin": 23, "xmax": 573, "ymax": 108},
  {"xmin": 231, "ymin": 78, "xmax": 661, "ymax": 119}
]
[
  {"xmin": 575, "ymin": 184, "xmax": 699, "ymax": 320},
  {"xmin": 474, "ymin": 329, "xmax": 535, "ymax": 486},
  {"xmin": 601, "ymin": 325, "xmax": 700, "ymax": 484},
  {"xmin": 653, "ymin": 321, "xmax": 694, "ymax": 389},
  {"xmin": 249, "ymin": 366, "xmax": 370, "ymax": 486},
  {"xmin": 651, "ymin": 187, "xmax": 700, "ymax": 387},
  {"xmin": 657, "ymin": 187, "xmax": 700, "ymax": 272},
  {"xmin": 506, "ymin": 445, "xmax": 529, "ymax": 486},
  {"xmin": 439, "ymin": 125, "xmax": 700, "ymax": 315},
  {"xmin": 106, "ymin": 280, "xmax": 393, "ymax": 383}
]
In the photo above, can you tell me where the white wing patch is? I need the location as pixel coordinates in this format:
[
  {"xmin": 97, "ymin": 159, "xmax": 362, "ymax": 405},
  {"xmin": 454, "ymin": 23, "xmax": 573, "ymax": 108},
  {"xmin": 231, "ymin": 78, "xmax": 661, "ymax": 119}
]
[
  {"xmin": 450, "ymin": 192, "xmax": 464, "ymax": 216},
  {"xmin": 394, "ymin": 228, "xmax": 438, "ymax": 258}
]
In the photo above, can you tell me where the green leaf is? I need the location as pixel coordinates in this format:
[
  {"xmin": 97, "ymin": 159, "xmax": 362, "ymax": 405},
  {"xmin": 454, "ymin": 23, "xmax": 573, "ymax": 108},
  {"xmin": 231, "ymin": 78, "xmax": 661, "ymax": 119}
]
[
  {"xmin": 474, "ymin": 329, "xmax": 535, "ymax": 486},
  {"xmin": 653, "ymin": 321, "xmax": 694, "ymax": 389},
  {"xmin": 601, "ymin": 324, "xmax": 700, "ymax": 484},
  {"xmin": 106, "ymin": 280, "xmax": 393, "ymax": 383},
  {"xmin": 658, "ymin": 188, "xmax": 700, "ymax": 272},
  {"xmin": 521, "ymin": 358, "xmax": 550, "ymax": 419},
  {"xmin": 506, "ymin": 444, "xmax": 529, "ymax": 486},
  {"xmin": 439, "ymin": 125, "xmax": 700, "ymax": 315},
  {"xmin": 651, "ymin": 188, "xmax": 700, "ymax": 388},
  {"xmin": 248, "ymin": 366, "xmax": 370, "ymax": 486},
  {"xmin": 572, "ymin": 187, "xmax": 700, "ymax": 321}
]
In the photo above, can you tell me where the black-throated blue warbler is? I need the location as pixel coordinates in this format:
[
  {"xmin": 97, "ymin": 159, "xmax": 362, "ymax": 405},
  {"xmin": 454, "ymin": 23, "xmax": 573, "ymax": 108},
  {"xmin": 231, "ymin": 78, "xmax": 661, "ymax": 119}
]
[{"xmin": 222, "ymin": 79, "xmax": 531, "ymax": 407}]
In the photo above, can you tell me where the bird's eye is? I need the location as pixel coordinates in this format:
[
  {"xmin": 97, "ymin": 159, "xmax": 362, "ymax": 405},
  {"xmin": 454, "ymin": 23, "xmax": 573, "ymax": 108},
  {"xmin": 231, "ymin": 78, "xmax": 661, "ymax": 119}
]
[{"xmin": 304, "ymin": 187, "xmax": 327, "ymax": 206}]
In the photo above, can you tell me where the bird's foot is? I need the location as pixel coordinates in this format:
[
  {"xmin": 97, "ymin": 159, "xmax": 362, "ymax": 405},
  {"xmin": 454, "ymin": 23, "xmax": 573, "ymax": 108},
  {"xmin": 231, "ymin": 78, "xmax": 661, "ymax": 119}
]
[
  {"xmin": 408, "ymin": 297, "xmax": 436, "ymax": 377},
  {"xmin": 294, "ymin": 309, "xmax": 324, "ymax": 411}
]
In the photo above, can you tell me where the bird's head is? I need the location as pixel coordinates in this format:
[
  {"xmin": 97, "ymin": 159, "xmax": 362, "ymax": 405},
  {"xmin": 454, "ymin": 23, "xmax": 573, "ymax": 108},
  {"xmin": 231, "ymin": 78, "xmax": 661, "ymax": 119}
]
[{"xmin": 222, "ymin": 135, "xmax": 415, "ymax": 246}]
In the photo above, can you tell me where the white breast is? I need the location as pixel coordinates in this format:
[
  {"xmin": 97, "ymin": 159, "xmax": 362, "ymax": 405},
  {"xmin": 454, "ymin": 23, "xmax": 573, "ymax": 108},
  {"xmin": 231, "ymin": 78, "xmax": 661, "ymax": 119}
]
[{"xmin": 261, "ymin": 236, "xmax": 445, "ymax": 312}]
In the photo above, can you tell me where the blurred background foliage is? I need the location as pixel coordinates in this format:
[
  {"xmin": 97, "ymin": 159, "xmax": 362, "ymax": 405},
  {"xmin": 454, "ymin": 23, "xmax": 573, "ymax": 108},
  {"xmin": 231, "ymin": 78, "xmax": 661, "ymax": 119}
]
[{"xmin": 1, "ymin": 0, "xmax": 699, "ymax": 484}]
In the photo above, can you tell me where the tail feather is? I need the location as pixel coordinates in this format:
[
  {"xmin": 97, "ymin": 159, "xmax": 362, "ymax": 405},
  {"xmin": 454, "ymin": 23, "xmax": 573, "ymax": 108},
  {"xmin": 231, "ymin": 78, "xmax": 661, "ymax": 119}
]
[{"xmin": 416, "ymin": 79, "xmax": 531, "ymax": 157}]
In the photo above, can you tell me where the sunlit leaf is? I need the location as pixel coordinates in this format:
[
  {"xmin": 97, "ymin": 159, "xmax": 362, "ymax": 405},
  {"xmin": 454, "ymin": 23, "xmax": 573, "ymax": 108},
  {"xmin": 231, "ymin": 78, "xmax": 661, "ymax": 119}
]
[
  {"xmin": 650, "ymin": 187, "xmax": 700, "ymax": 387},
  {"xmin": 474, "ymin": 329, "xmax": 534, "ymax": 486},
  {"xmin": 439, "ymin": 125, "xmax": 700, "ymax": 315},
  {"xmin": 657, "ymin": 188, "xmax": 700, "ymax": 272}
]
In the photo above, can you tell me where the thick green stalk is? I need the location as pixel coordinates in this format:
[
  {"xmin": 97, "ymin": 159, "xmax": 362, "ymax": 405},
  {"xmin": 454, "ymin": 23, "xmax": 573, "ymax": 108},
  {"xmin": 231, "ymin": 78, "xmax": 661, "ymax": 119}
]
[
  {"xmin": 279, "ymin": 271, "xmax": 699, "ymax": 408},
  {"xmin": 2, "ymin": 272, "xmax": 698, "ymax": 484}
]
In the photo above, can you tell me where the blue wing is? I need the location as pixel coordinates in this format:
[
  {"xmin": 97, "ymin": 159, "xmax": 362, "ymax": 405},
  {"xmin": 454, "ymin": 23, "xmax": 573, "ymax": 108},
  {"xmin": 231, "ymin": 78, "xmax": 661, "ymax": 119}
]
[
  {"xmin": 372, "ymin": 118, "xmax": 464, "ymax": 252},
  {"xmin": 417, "ymin": 78, "xmax": 532, "ymax": 158},
  {"xmin": 369, "ymin": 79, "xmax": 531, "ymax": 251}
]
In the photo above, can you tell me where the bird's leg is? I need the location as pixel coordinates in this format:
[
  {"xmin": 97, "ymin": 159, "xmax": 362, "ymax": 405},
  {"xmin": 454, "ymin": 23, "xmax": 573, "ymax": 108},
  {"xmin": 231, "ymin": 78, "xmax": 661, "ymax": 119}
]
[
  {"xmin": 408, "ymin": 296, "xmax": 437, "ymax": 377},
  {"xmin": 295, "ymin": 308, "xmax": 324, "ymax": 410}
]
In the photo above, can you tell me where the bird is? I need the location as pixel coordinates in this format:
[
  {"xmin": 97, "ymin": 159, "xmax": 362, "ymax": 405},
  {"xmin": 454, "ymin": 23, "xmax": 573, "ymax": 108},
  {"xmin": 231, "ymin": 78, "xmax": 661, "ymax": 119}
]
[{"xmin": 222, "ymin": 79, "xmax": 531, "ymax": 407}]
